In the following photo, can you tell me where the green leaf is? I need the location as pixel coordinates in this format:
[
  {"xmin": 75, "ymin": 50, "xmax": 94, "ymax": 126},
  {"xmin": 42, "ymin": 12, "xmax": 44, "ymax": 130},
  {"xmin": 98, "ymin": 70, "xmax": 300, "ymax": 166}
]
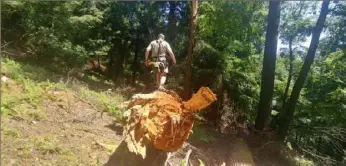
[
  {"xmin": 198, "ymin": 159, "xmax": 206, "ymax": 166},
  {"xmin": 271, "ymin": 110, "xmax": 279, "ymax": 116}
]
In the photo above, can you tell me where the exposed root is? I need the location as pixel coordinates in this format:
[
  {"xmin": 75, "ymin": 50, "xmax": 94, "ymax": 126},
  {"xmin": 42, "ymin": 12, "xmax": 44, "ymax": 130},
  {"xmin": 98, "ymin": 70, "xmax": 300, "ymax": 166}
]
[
  {"xmin": 123, "ymin": 87, "xmax": 217, "ymax": 159},
  {"xmin": 184, "ymin": 149, "xmax": 192, "ymax": 166}
]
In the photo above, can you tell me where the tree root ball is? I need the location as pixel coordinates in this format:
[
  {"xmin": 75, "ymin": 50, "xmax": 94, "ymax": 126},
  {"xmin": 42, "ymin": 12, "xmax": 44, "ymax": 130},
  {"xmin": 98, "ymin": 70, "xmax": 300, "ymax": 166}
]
[{"xmin": 123, "ymin": 87, "xmax": 217, "ymax": 158}]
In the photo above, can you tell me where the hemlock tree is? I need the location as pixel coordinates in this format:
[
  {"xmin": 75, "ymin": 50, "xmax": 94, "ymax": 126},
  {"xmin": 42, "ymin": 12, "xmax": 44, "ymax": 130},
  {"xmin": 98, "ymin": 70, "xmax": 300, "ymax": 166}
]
[
  {"xmin": 255, "ymin": 1, "xmax": 281, "ymax": 130},
  {"xmin": 279, "ymin": 1, "xmax": 315, "ymax": 110},
  {"xmin": 278, "ymin": 0, "xmax": 331, "ymax": 141},
  {"xmin": 183, "ymin": 0, "xmax": 198, "ymax": 100}
]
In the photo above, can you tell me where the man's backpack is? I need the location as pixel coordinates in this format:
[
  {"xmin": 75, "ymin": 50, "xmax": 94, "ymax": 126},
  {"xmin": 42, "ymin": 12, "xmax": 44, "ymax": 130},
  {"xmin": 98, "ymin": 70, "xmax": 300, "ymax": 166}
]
[
  {"xmin": 149, "ymin": 39, "xmax": 163, "ymax": 59},
  {"xmin": 156, "ymin": 39, "xmax": 166, "ymax": 57}
]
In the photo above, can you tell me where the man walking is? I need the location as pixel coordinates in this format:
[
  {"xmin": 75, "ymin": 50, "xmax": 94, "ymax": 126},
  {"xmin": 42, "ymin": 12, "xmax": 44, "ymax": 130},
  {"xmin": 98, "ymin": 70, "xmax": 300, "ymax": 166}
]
[{"xmin": 145, "ymin": 33, "xmax": 176, "ymax": 90}]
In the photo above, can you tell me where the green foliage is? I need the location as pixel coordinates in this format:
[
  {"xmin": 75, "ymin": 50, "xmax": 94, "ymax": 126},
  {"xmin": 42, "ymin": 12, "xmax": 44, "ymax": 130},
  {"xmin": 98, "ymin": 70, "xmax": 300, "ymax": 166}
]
[
  {"xmin": 319, "ymin": 3, "xmax": 346, "ymax": 55},
  {"xmin": 60, "ymin": 150, "xmax": 78, "ymax": 165},
  {"xmin": 2, "ymin": 56, "xmax": 125, "ymax": 125},
  {"xmin": 1, "ymin": 94, "xmax": 22, "ymax": 117},
  {"xmin": 191, "ymin": 1, "xmax": 266, "ymax": 124},
  {"xmin": 1, "ymin": 1, "xmax": 106, "ymax": 66},
  {"xmin": 189, "ymin": 124, "xmax": 216, "ymax": 144},
  {"xmin": 297, "ymin": 50, "xmax": 345, "ymax": 128},
  {"xmin": 180, "ymin": 159, "xmax": 186, "ymax": 166},
  {"xmin": 1, "ymin": 58, "xmax": 59, "ymax": 121},
  {"xmin": 23, "ymin": 79, "xmax": 43, "ymax": 107},
  {"xmin": 77, "ymin": 87, "xmax": 124, "ymax": 121},
  {"xmin": 294, "ymin": 157, "xmax": 314, "ymax": 166},
  {"xmin": 225, "ymin": 56, "xmax": 262, "ymax": 120},
  {"xmin": 2, "ymin": 128, "xmax": 20, "ymax": 138},
  {"xmin": 27, "ymin": 109, "xmax": 46, "ymax": 121},
  {"xmin": 35, "ymin": 136, "xmax": 62, "ymax": 155},
  {"xmin": 284, "ymin": 50, "xmax": 346, "ymax": 165},
  {"xmin": 279, "ymin": 1, "xmax": 317, "ymax": 45},
  {"xmin": 198, "ymin": 0, "xmax": 265, "ymax": 54},
  {"xmin": 198, "ymin": 159, "xmax": 206, "ymax": 166},
  {"xmin": 1, "ymin": 57, "xmax": 62, "ymax": 83}
]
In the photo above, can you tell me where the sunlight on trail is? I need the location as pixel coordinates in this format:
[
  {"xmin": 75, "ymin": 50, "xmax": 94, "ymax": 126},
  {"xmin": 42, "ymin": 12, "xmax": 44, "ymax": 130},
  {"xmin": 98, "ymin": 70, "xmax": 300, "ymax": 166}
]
[{"xmin": 229, "ymin": 138, "xmax": 256, "ymax": 166}]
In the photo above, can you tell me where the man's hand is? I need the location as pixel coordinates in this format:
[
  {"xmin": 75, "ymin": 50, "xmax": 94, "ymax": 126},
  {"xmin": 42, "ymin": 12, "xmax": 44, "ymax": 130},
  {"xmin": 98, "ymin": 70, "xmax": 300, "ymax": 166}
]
[
  {"xmin": 172, "ymin": 60, "xmax": 176, "ymax": 66},
  {"xmin": 167, "ymin": 49, "xmax": 176, "ymax": 67},
  {"xmin": 145, "ymin": 49, "xmax": 150, "ymax": 67}
]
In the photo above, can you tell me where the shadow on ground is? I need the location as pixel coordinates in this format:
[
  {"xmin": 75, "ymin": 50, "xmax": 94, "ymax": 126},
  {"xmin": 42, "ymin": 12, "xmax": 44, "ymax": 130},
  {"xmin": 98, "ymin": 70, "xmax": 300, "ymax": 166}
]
[
  {"xmin": 104, "ymin": 123, "xmax": 124, "ymax": 135},
  {"xmin": 104, "ymin": 141, "xmax": 167, "ymax": 166}
]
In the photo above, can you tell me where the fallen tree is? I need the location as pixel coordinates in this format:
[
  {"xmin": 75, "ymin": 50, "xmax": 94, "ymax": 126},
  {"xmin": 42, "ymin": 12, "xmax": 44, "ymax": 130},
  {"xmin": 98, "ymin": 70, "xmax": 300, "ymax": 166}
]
[{"xmin": 105, "ymin": 87, "xmax": 217, "ymax": 166}]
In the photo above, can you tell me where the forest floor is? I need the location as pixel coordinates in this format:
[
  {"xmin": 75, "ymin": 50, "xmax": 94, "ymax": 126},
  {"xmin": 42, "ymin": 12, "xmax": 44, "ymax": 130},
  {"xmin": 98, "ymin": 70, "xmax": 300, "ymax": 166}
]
[{"xmin": 1, "ymin": 57, "xmax": 304, "ymax": 166}]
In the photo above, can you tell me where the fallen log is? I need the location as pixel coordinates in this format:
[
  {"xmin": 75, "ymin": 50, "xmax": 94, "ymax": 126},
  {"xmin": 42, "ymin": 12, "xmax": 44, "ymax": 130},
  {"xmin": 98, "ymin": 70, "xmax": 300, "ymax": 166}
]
[{"xmin": 105, "ymin": 87, "xmax": 216, "ymax": 166}]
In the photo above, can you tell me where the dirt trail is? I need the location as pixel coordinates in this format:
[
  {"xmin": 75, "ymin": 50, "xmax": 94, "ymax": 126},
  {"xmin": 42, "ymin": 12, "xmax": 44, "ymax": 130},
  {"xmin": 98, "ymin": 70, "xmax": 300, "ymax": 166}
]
[
  {"xmin": 229, "ymin": 138, "xmax": 256, "ymax": 166},
  {"xmin": 1, "ymin": 90, "xmax": 123, "ymax": 166}
]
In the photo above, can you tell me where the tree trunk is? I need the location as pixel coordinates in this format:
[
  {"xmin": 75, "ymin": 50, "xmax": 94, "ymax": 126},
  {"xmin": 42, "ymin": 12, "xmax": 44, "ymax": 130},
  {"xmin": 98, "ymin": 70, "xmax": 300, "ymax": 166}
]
[
  {"xmin": 183, "ymin": 0, "xmax": 198, "ymax": 100},
  {"xmin": 277, "ymin": 0, "xmax": 330, "ymax": 141},
  {"xmin": 169, "ymin": 2, "xmax": 176, "ymax": 26},
  {"xmin": 106, "ymin": 43, "xmax": 116, "ymax": 80},
  {"xmin": 114, "ymin": 40, "xmax": 128, "ymax": 82},
  {"xmin": 132, "ymin": 32, "xmax": 140, "ymax": 86},
  {"xmin": 282, "ymin": 39, "xmax": 294, "ymax": 109},
  {"xmin": 168, "ymin": 1, "xmax": 177, "ymax": 42},
  {"xmin": 295, "ymin": 132, "xmax": 299, "ymax": 145},
  {"xmin": 254, "ymin": 1, "xmax": 281, "ymax": 130},
  {"xmin": 97, "ymin": 55, "xmax": 100, "ymax": 69}
]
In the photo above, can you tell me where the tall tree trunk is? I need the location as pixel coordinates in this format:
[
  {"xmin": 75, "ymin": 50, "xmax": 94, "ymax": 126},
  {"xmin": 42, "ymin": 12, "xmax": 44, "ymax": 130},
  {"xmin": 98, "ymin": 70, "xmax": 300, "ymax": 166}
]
[
  {"xmin": 277, "ymin": 0, "xmax": 330, "ymax": 141},
  {"xmin": 132, "ymin": 31, "xmax": 140, "ymax": 86},
  {"xmin": 106, "ymin": 43, "xmax": 116, "ymax": 80},
  {"xmin": 97, "ymin": 55, "xmax": 100, "ymax": 69},
  {"xmin": 183, "ymin": 0, "xmax": 198, "ymax": 100},
  {"xmin": 282, "ymin": 39, "xmax": 294, "ymax": 109},
  {"xmin": 114, "ymin": 40, "xmax": 128, "ymax": 82},
  {"xmin": 169, "ymin": 2, "xmax": 176, "ymax": 26},
  {"xmin": 254, "ymin": 1, "xmax": 281, "ymax": 130},
  {"xmin": 168, "ymin": 1, "xmax": 177, "ymax": 42}
]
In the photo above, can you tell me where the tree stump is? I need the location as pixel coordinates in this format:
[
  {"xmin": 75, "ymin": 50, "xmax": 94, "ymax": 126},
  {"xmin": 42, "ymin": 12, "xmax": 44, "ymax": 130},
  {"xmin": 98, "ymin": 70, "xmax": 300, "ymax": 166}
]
[{"xmin": 105, "ymin": 87, "xmax": 217, "ymax": 166}]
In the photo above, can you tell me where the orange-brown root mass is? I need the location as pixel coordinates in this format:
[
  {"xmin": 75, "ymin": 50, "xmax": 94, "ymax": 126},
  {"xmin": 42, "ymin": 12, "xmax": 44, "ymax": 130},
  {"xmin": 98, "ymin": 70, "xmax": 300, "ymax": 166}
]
[{"xmin": 123, "ymin": 87, "xmax": 216, "ymax": 158}]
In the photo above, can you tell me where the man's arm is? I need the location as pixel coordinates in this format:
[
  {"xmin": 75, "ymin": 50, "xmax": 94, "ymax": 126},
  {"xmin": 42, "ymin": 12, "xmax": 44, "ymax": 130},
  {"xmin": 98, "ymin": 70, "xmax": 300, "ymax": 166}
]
[
  {"xmin": 167, "ymin": 44, "xmax": 176, "ymax": 65},
  {"xmin": 145, "ymin": 42, "xmax": 152, "ymax": 66},
  {"xmin": 145, "ymin": 49, "xmax": 150, "ymax": 62}
]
